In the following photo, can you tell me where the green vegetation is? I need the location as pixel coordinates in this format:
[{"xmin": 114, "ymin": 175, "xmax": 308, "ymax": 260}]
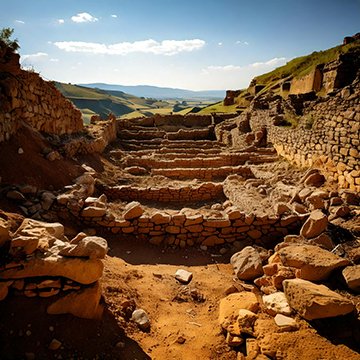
[
  {"xmin": 0, "ymin": 27, "xmax": 19, "ymax": 51},
  {"xmin": 254, "ymin": 40, "xmax": 360, "ymax": 89},
  {"xmin": 198, "ymin": 101, "xmax": 239, "ymax": 114}
]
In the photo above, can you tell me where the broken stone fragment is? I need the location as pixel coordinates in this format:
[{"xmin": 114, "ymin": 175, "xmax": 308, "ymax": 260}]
[
  {"xmin": 0, "ymin": 281, "xmax": 13, "ymax": 301},
  {"xmin": 300, "ymin": 210, "xmax": 328, "ymax": 239},
  {"xmin": 262, "ymin": 292, "xmax": 292, "ymax": 316},
  {"xmin": 237, "ymin": 309, "xmax": 258, "ymax": 335},
  {"xmin": 342, "ymin": 265, "xmax": 360, "ymax": 293},
  {"xmin": 283, "ymin": 278, "xmax": 355, "ymax": 320},
  {"xmin": 81, "ymin": 206, "xmax": 107, "ymax": 217},
  {"xmin": 230, "ymin": 246, "xmax": 264, "ymax": 281},
  {"xmin": 175, "ymin": 269, "xmax": 193, "ymax": 284},
  {"xmin": 218, "ymin": 292, "xmax": 259, "ymax": 330},
  {"xmin": 59, "ymin": 236, "xmax": 108, "ymax": 259},
  {"xmin": 277, "ymin": 244, "xmax": 349, "ymax": 281},
  {"xmin": 47, "ymin": 282, "xmax": 103, "ymax": 319},
  {"xmin": 131, "ymin": 309, "xmax": 150, "ymax": 331},
  {"xmin": 274, "ymin": 314, "xmax": 298, "ymax": 331}
]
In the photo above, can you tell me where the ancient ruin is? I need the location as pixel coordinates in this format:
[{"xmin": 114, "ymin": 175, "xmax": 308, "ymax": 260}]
[{"xmin": 0, "ymin": 34, "xmax": 359, "ymax": 359}]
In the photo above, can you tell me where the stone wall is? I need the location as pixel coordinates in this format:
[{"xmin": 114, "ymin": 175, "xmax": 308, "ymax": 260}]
[
  {"xmin": 0, "ymin": 43, "xmax": 83, "ymax": 143},
  {"xmin": 289, "ymin": 67, "xmax": 322, "ymax": 94},
  {"xmin": 232, "ymin": 79, "xmax": 360, "ymax": 192}
]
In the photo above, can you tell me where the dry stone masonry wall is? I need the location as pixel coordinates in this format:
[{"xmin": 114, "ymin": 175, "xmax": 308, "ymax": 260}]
[{"xmin": 0, "ymin": 42, "xmax": 83, "ymax": 143}]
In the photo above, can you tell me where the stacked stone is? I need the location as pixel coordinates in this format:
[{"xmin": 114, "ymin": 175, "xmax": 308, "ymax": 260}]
[
  {"xmin": 0, "ymin": 218, "xmax": 107, "ymax": 319},
  {"xmin": 101, "ymin": 182, "xmax": 224, "ymax": 203},
  {"xmin": 0, "ymin": 67, "xmax": 83, "ymax": 143}
]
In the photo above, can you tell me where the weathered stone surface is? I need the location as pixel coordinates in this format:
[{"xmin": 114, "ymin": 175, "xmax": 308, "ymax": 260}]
[
  {"xmin": 175, "ymin": 269, "xmax": 193, "ymax": 284},
  {"xmin": 131, "ymin": 309, "xmax": 150, "ymax": 331},
  {"xmin": 218, "ymin": 292, "xmax": 259, "ymax": 330},
  {"xmin": 278, "ymin": 244, "xmax": 349, "ymax": 281},
  {"xmin": 59, "ymin": 236, "xmax": 108, "ymax": 259},
  {"xmin": 237, "ymin": 309, "xmax": 258, "ymax": 335},
  {"xmin": 47, "ymin": 282, "xmax": 103, "ymax": 319},
  {"xmin": 230, "ymin": 246, "xmax": 264, "ymax": 281},
  {"xmin": 300, "ymin": 210, "xmax": 328, "ymax": 239},
  {"xmin": 10, "ymin": 219, "xmax": 64, "ymax": 255},
  {"xmin": 123, "ymin": 201, "xmax": 144, "ymax": 220},
  {"xmin": 274, "ymin": 314, "xmax": 298, "ymax": 331},
  {"xmin": 283, "ymin": 278, "xmax": 355, "ymax": 320},
  {"xmin": 263, "ymin": 292, "xmax": 292, "ymax": 316},
  {"xmin": 342, "ymin": 265, "xmax": 360, "ymax": 293},
  {"xmin": 81, "ymin": 206, "xmax": 106, "ymax": 218},
  {"xmin": 150, "ymin": 212, "xmax": 171, "ymax": 225},
  {"xmin": 0, "ymin": 254, "xmax": 103, "ymax": 284}
]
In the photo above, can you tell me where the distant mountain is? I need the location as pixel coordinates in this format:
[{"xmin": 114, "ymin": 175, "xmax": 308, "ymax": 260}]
[{"xmin": 78, "ymin": 83, "xmax": 225, "ymax": 100}]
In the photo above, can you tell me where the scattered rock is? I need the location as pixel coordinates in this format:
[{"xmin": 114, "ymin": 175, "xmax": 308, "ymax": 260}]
[
  {"xmin": 342, "ymin": 265, "xmax": 360, "ymax": 293},
  {"xmin": 131, "ymin": 309, "xmax": 150, "ymax": 331},
  {"xmin": 274, "ymin": 314, "xmax": 298, "ymax": 331},
  {"xmin": 277, "ymin": 244, "xmax": 349, "ymax": 281},
  {"xmin": 175, "ymin": 269, "xmax": 193, "ymax": 284},
  {"xmin": 218, "ymin": 292, "xmax": 259, "ymax": 330},
  {"xmin": 283, "ymin": 278, "xmax": 355, "ymax": 320},
  {"xmin": 236, "ymin": 309, "xmax": 258, "ymax": 335},
  {"xmin": 48, "ymin": 339, "xmax": 62, "ymax": 350},
  {"xmin": 300, "ymin": 210, "xmax": 328, "ymax": 239},
  {"xmin": 59, "ymin": 236, "xmax": 108, "ymax": 259},
  {"xmin": 230, "ymin": 246, "xmax": 264, "ymax": 281},
  {"xmin": 262, "ymin": 292, "xmax": 292, "ymax": 316}
]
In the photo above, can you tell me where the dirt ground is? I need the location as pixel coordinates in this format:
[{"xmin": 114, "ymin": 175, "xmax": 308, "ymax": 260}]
[{"xmin": 1, "ymin": 236, "xmax": 359, "ymax": 360}]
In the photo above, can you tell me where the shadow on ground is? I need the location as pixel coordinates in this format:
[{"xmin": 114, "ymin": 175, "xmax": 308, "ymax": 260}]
[
  {"xmin": 0, "ymin": 296, "xmax": 151, "ymax": 360},
  {"xmin": 106, "ymin": 235, "xmax": 232, "ymax": 266}
]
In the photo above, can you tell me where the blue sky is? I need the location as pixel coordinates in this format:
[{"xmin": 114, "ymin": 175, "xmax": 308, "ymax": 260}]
[{"xmin": 2, "ymin": 0, "xmax": 360, "ymax": 90}]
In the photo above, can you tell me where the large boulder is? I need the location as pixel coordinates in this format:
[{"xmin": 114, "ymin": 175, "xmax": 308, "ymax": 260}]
[
  {"xmin": 0, "ymin": 253, "xmax": 103, "ymax": 284},
  {"xmin": 230, "ymin": 246, "xmax": 264, "ymax": 281},
  {"xmin": 47, "ymin": 281, "xmax": 103, "ymax": 319},
  {"xmin": 218, "ymin": 292, "xmax": 259, "ymax": 330},
  {"xmin": 283, "ymin": 278, "xmax": 355, "ymax": 320},
  {"xmin": 59, "ymin": 236, "xmax": 108, "ymax": 259},
  {"xmin": 342, "ymin": 265, "xmax": 360, "ymax": 293},
  {"xmin": 300, "ymin": 210, "xmax": 328, "ymax": 239},
  {"xmin": 277, "ymin": 244, "xmax": 349, "ymax": 281}
]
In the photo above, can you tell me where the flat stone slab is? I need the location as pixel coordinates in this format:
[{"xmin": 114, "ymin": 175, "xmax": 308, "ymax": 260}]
[{"xmin": 175, "ymin": 269, "xmax": 193, "ymax": 284}]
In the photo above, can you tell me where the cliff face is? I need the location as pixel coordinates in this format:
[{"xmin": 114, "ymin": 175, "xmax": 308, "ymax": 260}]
[{"xmin": 0, "ymin": 42, "xmax": 83, "ymax": 143}]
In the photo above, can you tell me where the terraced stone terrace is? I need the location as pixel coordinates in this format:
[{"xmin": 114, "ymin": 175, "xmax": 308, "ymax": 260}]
[{"xmin": 70, "ymin": 114, "xmax": 307, "ymax": 248}]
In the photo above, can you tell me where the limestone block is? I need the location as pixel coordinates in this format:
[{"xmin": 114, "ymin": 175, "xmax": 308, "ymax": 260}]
[
  {"xmin": 230, "ymin": 246, "xmax": 264, "ymax": 281},
  {"xmin": 283, "ymin": 278, "xmax": 354, "ymax": 320},
  {"xmin": 123, "ymin": 201, "xmax": 144, "ymax": 220},
  {"xmin": 342, "ymin": 265, "xmax": 360, "ymax": 293},
  {"xmin": 278, "ymin": 244, "xmax": 349, "ymax": 281}
]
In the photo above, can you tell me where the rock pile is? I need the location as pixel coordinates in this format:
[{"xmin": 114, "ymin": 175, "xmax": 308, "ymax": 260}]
[{"xmin": 0, "ymin": 217, "xmax": 108, "ymax": 319}]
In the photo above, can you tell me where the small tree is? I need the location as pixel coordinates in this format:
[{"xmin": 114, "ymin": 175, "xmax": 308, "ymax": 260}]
[{"xmin": 0, "ymin": 28, "xmax": 20, "ymax": 51}]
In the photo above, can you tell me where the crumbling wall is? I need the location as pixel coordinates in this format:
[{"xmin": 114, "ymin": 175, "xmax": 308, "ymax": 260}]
[
  {"xmin": 0, "ymin": 43, "xmax": 83, "ymax": 143},
  {"xmin": 289, "ymin": 67, "xmax": 323, "ymax": 94}
]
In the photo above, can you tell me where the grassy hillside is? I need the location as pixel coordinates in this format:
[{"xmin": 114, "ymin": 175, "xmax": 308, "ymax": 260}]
[{"xmin": 254, "ymin": 40, "xmax": 360, "ymax": 90}]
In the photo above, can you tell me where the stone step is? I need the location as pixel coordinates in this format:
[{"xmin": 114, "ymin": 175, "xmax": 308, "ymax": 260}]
[
  {"xmin": 118, "ymin": 127, "xmax": 213, "ymax": 141},
  {"xmin": 151, "ymin": 165, "xmax": 254, "ymax": 181},
  {"xmin": 100, "ymin": 182, "xmax": 225, "ymax": 203},
  {"xmin": 119, "ymin": 139, "xmax": 224, "ymax": 151},
  {"xmin": 124, "ymin": 154, "xmax": 279, "ymax": 169}
]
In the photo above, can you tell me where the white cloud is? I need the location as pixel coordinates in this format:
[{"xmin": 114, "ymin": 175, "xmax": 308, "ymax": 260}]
[
  {"xmin": 218, "ymin": 42, "xmax": 223, "ymax": 46},
  {"xmin": 21, "ymin": 52, "xmax": 48, "ymax": 62},
  {"xmin": 50, "ymin": 58, "xmax": 59, "ymax": 62},
  {"xmin": 111, "ymin": 14, "xmax": 118, "ymax": 18},
  {"xmin": 54, "ymin": 39, "xmax": 206, "ymax": 56},
  {"xmin": 71, "ymin": 12, "xmax": 98, "ymax": 23},
  {"xmin": 57, "ymin": 19, "xmax": 65, "ymax": 24},
  {"xmin": 250, "ymin": 57, "xmax": 286, "ymax": 68},
  {"xmin": 236, "ymin": 40, "xmax": 249, "ymax": 46},
  {"xmin": 15, "ymin": 20, "xmax": 25, "ymax": 24},
  {"xmin": 202, "ymin": 65, "xmax": 241, "ymax": 74}
]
